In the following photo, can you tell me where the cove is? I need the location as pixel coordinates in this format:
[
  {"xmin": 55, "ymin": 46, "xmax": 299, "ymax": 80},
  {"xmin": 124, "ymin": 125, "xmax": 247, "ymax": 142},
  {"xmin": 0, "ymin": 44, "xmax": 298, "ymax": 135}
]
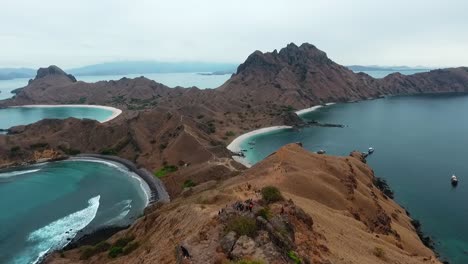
[
  {"xmin": 239, "ymin": 94, "xmax": 468, "ymax": 263},
  {"xmin": 0, "ymin": 105, "xmax": 121, "ymax": 130},
  {"xmin": 0, "ymin": 158, "xmax": 150, "ymax": 264}
]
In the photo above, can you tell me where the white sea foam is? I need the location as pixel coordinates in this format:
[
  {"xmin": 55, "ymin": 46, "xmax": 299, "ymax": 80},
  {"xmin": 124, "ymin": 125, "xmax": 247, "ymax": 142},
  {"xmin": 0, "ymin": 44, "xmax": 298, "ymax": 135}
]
[
  {"xmin": 103, "ymin": 200, "xmax": 132, "ymax": 226},
  {"xmin": 0, "ymin": 169, "xmax": 40, "ymax": 178},
  {"xmin": 12, "ymin": 195, "xmax": 100, "ymax": 264}
]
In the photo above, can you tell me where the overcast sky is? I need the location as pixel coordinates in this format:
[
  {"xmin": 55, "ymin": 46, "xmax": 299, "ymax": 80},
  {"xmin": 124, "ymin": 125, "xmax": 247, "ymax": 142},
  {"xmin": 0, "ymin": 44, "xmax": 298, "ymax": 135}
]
[{"xmin": 1, "ymin": 0, "xmax": 468, "ymax": 68}]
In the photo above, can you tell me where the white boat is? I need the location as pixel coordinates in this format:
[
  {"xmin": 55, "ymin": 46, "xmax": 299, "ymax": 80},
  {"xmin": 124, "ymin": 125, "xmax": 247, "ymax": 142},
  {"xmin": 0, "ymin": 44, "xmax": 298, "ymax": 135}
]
[
  {"xmin": 368, "ymin": 147, "xmax": 375, "ymax": 154},
  {"xmin": 451, "ymin": 175, "xmax": 458, "ymax": 186}
]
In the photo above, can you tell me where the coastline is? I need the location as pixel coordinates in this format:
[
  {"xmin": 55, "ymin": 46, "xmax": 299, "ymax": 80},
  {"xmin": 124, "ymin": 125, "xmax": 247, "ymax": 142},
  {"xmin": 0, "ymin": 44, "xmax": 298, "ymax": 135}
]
[
  {"xmin": 75, "ymin": 154, "xmax": 170, "ymax": 203},
  {"xmin": 227, "ymin": 126, "xmax": 292, "ymax": 168},
  {"xmin": 10, "ymin": 104, "xmax": 123, "ymax": 123},
  {"xmin": 227, "ymin": 103, "xmax": 336, "ymax": 168},
  {"xmin": 295, "ymin": 102, "xmax": 336, "ymax": 116}
]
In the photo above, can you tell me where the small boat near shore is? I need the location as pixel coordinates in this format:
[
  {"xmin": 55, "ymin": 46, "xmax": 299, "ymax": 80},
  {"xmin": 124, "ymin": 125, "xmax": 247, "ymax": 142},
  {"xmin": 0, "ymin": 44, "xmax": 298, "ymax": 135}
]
[
  {"xmin": 317, "ymin": 149, "xmax": 326, "ymax": 154},
  {"xmin": 451, "ymin": 175, "xmax": 458, "ymax": 186},
  {"xmin": 368, "ymin": 147, "xmax": 374, "ymax": 154}
]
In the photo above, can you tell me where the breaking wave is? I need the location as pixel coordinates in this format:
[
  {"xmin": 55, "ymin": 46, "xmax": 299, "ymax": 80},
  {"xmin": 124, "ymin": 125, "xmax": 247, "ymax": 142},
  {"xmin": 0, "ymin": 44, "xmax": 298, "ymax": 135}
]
[{"xmin": 12, "ymin": 195, "xmax": 100, "ymax": 264}]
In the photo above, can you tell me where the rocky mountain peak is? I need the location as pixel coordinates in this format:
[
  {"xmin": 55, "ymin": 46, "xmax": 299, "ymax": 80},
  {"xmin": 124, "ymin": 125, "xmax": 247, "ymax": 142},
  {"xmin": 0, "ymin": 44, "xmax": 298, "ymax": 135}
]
[{"xmin": 35, "ymin": 65, "xmax": 77, "ymax": 82}]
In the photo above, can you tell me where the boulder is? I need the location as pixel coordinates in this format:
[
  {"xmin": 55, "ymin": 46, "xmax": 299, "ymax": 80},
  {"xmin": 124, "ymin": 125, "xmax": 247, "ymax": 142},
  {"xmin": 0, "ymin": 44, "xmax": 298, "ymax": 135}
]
[
  {"xmin": 220, "ymin": 231, "xmax": 237, "ymax": 254},
  {"xmin": 230, "ymin": 235, "xmax": 256, "ymax": 259}
]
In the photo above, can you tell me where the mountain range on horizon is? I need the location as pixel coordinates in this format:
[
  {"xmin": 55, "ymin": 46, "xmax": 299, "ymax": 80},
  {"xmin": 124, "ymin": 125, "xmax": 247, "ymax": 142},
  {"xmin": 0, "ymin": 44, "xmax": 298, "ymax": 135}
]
[
  {"xmin": 0, "ymin": 60, "xmax": 440, "ymax": 81},
  {"xmin": 0, "ymin": 61, "xmax": 238, "ymax": 80}
]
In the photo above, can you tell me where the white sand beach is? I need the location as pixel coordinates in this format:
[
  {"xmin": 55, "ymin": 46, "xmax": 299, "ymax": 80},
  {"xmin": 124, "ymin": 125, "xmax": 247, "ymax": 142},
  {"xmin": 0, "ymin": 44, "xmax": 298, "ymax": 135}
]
[
  {"xmin": 228, "ymin": 103, "xmax": 336, "ymax": 167},
  {"xmin": 11, "ymin": 104, "xmax": 122, "ymax": 123},
  {"xmin": 295, "ymin": 102, "xmax": 335, "ymax": 115},
  {"xmin": 227, "ymin": 126, "xmax": 292, "ymax": 167}
]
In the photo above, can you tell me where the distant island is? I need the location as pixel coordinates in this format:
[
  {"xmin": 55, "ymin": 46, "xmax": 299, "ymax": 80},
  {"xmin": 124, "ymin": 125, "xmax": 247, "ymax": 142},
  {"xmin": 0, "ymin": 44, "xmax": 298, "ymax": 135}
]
[
  {"xmin": 346, "ymin": 65, "xmax": 433, "ymax": 72},
  {"xmin": 0, "ymin": 68, "xmax": 36, "ymax": 80},
  {"xmin": 197, "ymin": 70, "xmax": 234, "ymax": 76},
  {"xmin": 0, "ymin": 61, "xmax": 238, "ymax": 80}
]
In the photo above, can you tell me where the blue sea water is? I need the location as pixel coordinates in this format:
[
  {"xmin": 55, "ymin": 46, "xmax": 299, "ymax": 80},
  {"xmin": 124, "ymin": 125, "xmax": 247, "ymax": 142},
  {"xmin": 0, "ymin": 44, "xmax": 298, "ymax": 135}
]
[
  {"xmin": 0, "ymin": 106, "xmax": 115, "ymax": 130},
  {"xmin": 0, "ymin": 159, "xmax": 149, "ymax": 264},
  {"xmin": 240, "ymin": 94, "xmax": 468, "ymax": 263}
]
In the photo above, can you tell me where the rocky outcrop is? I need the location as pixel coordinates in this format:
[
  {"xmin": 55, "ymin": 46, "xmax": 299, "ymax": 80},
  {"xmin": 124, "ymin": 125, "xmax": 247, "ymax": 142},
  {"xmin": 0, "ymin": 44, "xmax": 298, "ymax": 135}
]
[{"xmin": 35, "ymin": 65, "xmax": 77, "ymax": 82}]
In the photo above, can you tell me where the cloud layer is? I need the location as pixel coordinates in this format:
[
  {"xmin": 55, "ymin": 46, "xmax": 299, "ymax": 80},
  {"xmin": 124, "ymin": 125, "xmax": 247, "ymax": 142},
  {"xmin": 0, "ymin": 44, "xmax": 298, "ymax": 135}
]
[{"xmin": 2, "ymin": 0, "xmax": 467, "ymax": 68}]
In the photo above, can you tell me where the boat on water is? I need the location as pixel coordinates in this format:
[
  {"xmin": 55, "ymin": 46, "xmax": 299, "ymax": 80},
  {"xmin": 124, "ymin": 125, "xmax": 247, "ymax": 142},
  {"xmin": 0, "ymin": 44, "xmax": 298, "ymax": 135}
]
[
  {"xmin": 317, "ymin": 149, "xmax": 326, "ymax": 154},
  {"xmin": 451, "ymin": 175, "xmax": 458, "ymax": 186},
  {"xmin": 368, "ymin": 147, "xmax": 375, "ymax": 154}
]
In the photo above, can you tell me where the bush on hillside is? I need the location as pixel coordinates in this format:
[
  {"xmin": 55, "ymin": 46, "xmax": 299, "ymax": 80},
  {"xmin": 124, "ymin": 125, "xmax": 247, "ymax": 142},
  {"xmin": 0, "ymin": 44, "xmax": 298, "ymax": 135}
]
[
  {"xmin": 154, "ymin": 165, "xmax": 178, "ymax": 178},
  {"xmin": 226, "ymin": 216, "xmax": 258, "ymax": 237},
  {"xmin": 261, "ymin": 186, "xmax": 284, "ymax": 203}
]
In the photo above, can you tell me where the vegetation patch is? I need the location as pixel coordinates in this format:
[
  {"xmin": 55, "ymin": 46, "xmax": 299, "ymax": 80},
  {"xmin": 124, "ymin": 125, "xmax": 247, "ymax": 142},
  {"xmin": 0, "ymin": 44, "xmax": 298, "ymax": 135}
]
[
  {"xmin": 261, "ymin": 186, "xmax": 284, "ymax": 204},
  {"xmin": 256, "ymin": 207, "xmax": 272, "ymax": 220},
  {"xmin": 373, "ymin": 177, "xmax": 394, "ymax": 199},
  {"xmin": 183, "ymin": 179, "xmax": 197, "ymax": 188},
  {"xmin": 29, "ymin": 142, "xmax": 49, "ymax": 149},
  {"xmin": 122, "ymin": 241, "xmax": 140, "ymax": 255},
  {"xmin": 100, "ymin": 148, "xmax": 118, "ymax": 155},
  {"xmin": 79, "ymin": 242, "xmax": 111, "ymax": 260},
  {"xmin": 225, "ymin": 131, "xmax": 236, "ymax": 137},
  {"xmin": 58, "ymin": 145, "xmax": 81, "ymax": 155},
  {"xmin": 154, "ymin": 165, "xmax": 178, "ymax": 178},
  {"xmin": 108, "ymin": 246, "xmax": 123, "ymax": 258},
  {"xmin": 225, "ymin": 216, "xmax": 258, "ymax": 237},
  {"xmin": 288, "ymin": 251, "xmax": 302, "ymax": 264},
  {"xmin": 372, "ymin": 247, "xmax": 386, "ymax": 259},
  {"xmin": 10, "ymin": 146, "xmax": 20, "ymax": 153},
  {"xmin": 410, "ymin": 219, "xmax": 434, "ymax": 249}
]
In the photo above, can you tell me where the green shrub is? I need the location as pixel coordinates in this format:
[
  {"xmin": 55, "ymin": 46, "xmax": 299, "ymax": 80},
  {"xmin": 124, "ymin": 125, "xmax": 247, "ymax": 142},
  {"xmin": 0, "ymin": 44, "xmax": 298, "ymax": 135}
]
[
  {"xmin": 183, "ymin": 179, "xmax": 196, "ymax": 188},
  {"xmin": 256, "ymin": 207, "xmax": 272, "ymax": 220},
  {"xmin": 79, "ymin": 241, "xmax": 112, "ymax": 260},
  {"xmin": 154, "ymin": 165, "xmax": 178, "ymax": 178},
  {"xmin": 226, "ymin": 216, "xmax": 257, "ymax": 237},
  {"xmin": 373, "ymin": 177, "xmax": 394, "ymax": 199},
  {"xmin": 372, "ymin": 247, "xmax": 386, "ymax": 259},
  {"xmin": 225, "ymin": 131, "xmax": 236, "ymax": 137},
  {"xmin": 29, "ymin": 142, "xmax": 49, "ymax": 149},
  {"xmin": 123, "ymin": 242, "xmax": 140, "ymax": 255},
  {"xmin": 108, "ymin": 246, "xmax": 123, "ymax": 258},
  {"xmin": 288, "ymin": 251, "xmax": 302, "ymax": 264},
  {"xmin": 94, "ymin": 241, "xmax": 111, "ymax": 252},
  {"xmin": 100, "ymin": 148, "xmax": 118, "ymax": 155},
  {"xmin": 113, "ymin": 235, "xmax": 135, "ymax": 248},
  {"xmin": 58, "ymin": 145, "xmax": 81, "ymax": 155},
  {"xmin": 261, "ymin": 186, "xmax": 284, "ymax": 203},
  {"xmin": 10, "ymin": 146, "xmax": 20, "ymax": 152}
]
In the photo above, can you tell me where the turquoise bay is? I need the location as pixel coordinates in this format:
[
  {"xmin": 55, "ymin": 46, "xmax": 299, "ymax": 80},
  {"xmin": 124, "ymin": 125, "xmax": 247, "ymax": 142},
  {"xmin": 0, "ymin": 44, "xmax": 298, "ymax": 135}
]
[
  {"xmin": 0, "ymin": 159, "xmax": 149, "ymax": 264},
  {"xmin": 241, "ymin": 94, "xmax": 468, "ymax": 264},
  {"xmin": 0, "ymin": 106, "xmax": 116, "ymax": 130}
]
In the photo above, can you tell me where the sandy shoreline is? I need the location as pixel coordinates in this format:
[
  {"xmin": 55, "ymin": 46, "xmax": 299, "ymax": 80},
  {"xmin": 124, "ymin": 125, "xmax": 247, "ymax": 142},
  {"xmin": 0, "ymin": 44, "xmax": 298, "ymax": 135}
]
[
  {"xmin": 10, "ymin": 104, "xmax": 122, "ymax": 123},
  {"xmin": 295, "ymin": 102, "xmax": 335, "ymax": 115},
  {"xmin": 227, "ymin": 103, "xmax": 336, "ymax": 167},
  {"xmin": 227, "ymin": 126, "xmax": 292, "ymax": 167}
]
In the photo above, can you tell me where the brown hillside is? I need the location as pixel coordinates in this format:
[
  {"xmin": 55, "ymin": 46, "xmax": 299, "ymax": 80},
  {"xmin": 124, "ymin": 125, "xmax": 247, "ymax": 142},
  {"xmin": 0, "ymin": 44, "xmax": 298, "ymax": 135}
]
[{"xmin": 45, "ymin": 144, "xmax": 440, "ymax": 264}]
